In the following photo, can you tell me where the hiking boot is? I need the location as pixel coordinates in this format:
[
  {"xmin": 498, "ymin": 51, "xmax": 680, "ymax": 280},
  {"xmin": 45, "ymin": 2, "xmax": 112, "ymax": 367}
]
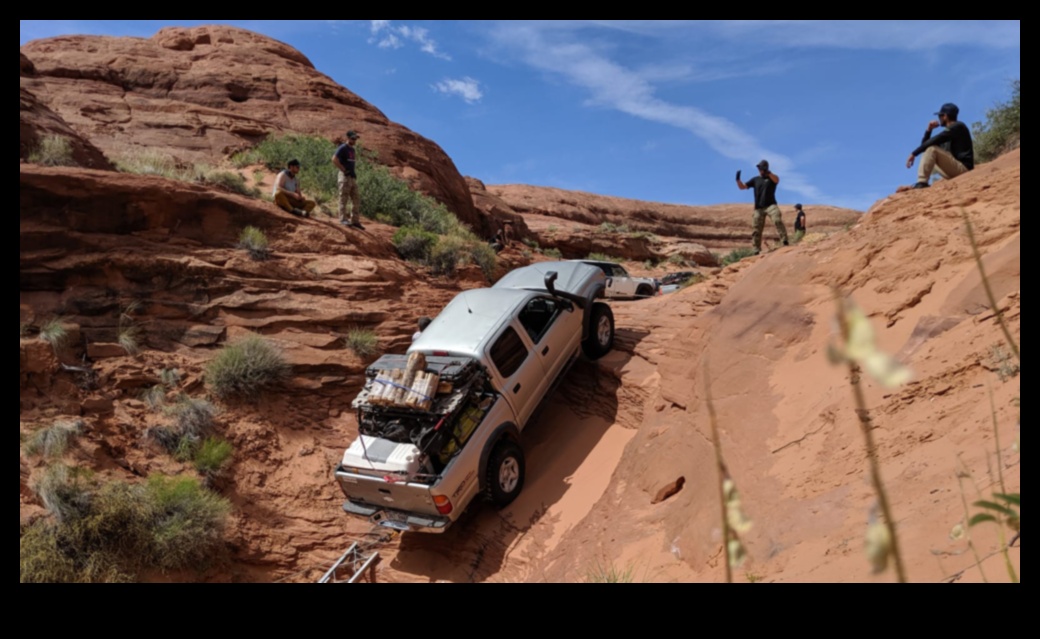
[
  {"xmin": 911, "ymin": 182, "xmax": 930, "ymax": 189},
  {"xmin": 752, "ymin": 248, "xmax": 761, "ymax": 256},
  {"xmin": 291, "ymin": 208, "xmax": 307, "ymax": 217},
  {"xmin": 782, "ymin": 239, "xmax": 790, "ymax": 246},
  {"xmin": 349, "ymin": 221, "xmax": 365, "ymax": 230}
]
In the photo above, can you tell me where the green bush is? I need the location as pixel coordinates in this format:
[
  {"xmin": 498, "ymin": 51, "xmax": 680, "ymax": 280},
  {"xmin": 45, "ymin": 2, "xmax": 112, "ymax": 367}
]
[
  {"xmin": 667, "ymin": 254, "xmax": 686, "ymax": 265},
  {"xmin": 21, "ymin": 473, "xmax": 230, "ymax": 582},
  {"xmin": 193, "ymin": 438, "xmax": 233, "ymax": 476},
  {"xmin": 543, "ymin": 248, "xmax": 563, "ymax": 259},
  {"xmin": 234, "ymin": 134, "xmax": 339, "ymax": 204},
  {"xmin": 392, "ymin": 226, "xmax": 439, "ymax": 262},
  {"xmin": 24, "ymin": 420, "xmax": 83, "ymax": 459},
  {"xmin": 972, "ymin": 79, "xmax": 1020, "ymax": 163},
  {"xmin": 598, "ymin": 222, "xmax": 630, "ymax": 234},
  {"xmin": 345, "ymin": 328, "xmax": 379, "ymax": 358},
  {"xmin": 236, "ymin": 133, "xmax": 463, "ymax": 232},
  {"xmin": 238, "ymin": 226, "xmax": 270, "ymax": 261},
  {"xmin": 587, "ymin": 252, "xmax": 623, "ymax": 263},
  {"xmin": 721, "ymin": 247, "xmax": 757, "ymax": 266},
  {"xmin": 205, "ymin": 335, "xmax": 289, "ymax": 399},
  {"xmin": 28, "ymin": 135, "xmax": 76, "ymax": 167}
]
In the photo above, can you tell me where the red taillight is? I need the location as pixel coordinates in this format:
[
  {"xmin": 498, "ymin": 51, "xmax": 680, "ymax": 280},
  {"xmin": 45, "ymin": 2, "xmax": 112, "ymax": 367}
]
[
  {"xmin": 432, "ymin": 350, "xmax": 450, "ymax": 357},
  {"xmin": 433, "ymin": 494, "xmax": 453, "ymax": 515}
]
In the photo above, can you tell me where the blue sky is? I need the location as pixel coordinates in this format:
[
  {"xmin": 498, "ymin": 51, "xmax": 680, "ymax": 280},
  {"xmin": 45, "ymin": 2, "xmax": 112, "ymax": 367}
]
[{"xmin": 21, "ymin": 20, "xmax": 1020, "ymax": 211}]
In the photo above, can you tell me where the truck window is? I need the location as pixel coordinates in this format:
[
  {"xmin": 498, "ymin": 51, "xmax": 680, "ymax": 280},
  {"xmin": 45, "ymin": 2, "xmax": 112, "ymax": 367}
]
[
  {"xmin": 518, "ymin": 298, "xmax": 559, "ymax": 344},
  {"xmin": 489, "ymin": 326, "xmax": 529, "ymax": 378}
]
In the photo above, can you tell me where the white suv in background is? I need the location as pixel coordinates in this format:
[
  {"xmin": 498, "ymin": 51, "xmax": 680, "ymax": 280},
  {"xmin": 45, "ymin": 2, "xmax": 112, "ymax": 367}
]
[{"xmin": 575, "ymin": 259, "xmax": 659, "ymax": 300}]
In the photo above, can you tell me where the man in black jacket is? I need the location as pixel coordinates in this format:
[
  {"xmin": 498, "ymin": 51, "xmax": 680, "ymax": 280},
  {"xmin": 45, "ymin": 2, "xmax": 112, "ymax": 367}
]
[{"xmin": 906, "ymin": 103, "xmax": 975, "ymax": 189}]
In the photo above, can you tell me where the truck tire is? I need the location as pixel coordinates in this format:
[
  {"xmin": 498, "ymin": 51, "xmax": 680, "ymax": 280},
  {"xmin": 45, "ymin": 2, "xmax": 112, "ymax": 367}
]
[
  {"xmin": 636, "ymin": 283, "xmax": 654, "ymax": 298},
  {"xmin": 485, "ymin": 440, "xmax": 525, "ymax": 508},
  {"xmin": 582, "ymin": 302, "xmax": 615, "ymax": 359}
]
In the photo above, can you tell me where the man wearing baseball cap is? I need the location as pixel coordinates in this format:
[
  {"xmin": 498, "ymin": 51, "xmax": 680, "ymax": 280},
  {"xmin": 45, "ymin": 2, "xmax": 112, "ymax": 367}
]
[
  {"xmin": 905, "ymin": 103, "xmax": 975, "ymax": 189},
  {"xmin": 331, "ymin": 130, "xmax": 363, "ymax": 228},
  {"xmin": 736, "ymin": 159, "xmax": 790, "ymax": 255}
]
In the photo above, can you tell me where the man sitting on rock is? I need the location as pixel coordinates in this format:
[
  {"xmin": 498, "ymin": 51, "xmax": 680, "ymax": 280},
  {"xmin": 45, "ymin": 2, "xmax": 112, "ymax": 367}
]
[
  {"xmin": 272, "ymin": 159, "xmax": 316, "ymax": 217},
  {"xmin": 905, "ymin": 103, "xmax": 975, "ymax": 189}
]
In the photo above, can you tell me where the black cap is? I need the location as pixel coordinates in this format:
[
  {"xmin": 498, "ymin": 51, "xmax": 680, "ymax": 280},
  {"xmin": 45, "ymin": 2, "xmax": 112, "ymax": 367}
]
[
  {"xmin": 346, "ymin": 130, "xmax": 360, "ymax": 139},
  {"xmin": 935, "ymin": 103, "xmax": 959, "ymax": 119},
  {"xmin": 795, "ymin": 203, "xmax": 803, "ymax": 209},
  {"xmin": 756, "ymin": 159, "xmax": 769, "ymax": 170}
]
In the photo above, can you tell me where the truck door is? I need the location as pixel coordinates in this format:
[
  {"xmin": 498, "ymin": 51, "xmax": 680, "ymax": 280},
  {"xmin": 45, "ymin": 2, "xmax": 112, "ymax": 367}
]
[
  {"xmin": 517, "ymin": 296, "xmax": 581, "ymax": 384},
  {"xmin": 485, "ymin": 323, "xmax": 548, "ymax": 428}
]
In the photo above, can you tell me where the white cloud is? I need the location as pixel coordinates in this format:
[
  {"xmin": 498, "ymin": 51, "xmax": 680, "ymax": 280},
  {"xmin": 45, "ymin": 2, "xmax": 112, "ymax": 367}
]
[
  {"xmin": 488, "ymin": 23, "xmax": 825, "ymax": 200},
  {"xmin": 433, "ymin": 77, "xmax": 484, "ymax": 103},
  {"xmin": 367, "ymin": 20, "xmax": 450, "ymax": 60}
]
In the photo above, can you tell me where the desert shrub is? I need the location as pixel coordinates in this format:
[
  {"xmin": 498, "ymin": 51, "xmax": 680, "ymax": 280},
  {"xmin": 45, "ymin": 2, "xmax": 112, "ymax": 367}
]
[
  {"xmin": 194, "ymin": 166, "xmax": 258, "ymax": 197},
  {"xmin": 21, "ymin": 322, "xmax": 31, "ymax": 337},
  {"xmin": 392, "ymin": 226, "xmax": 439, "ymax": 262},
  {"xmin": 345, "ymin": 328, "xmax": 379, "ymax": 358},
  {"xmin": 24, "ymin": 420, "xmax": 83, "ymax": 459},
  {"xmin": 205, "ymin": 335, "xmax": 289, "ymax": 399},
  {"xmin": 990, "ymin": 345, "xmax": 1020, "ymax": 382},
  {"xmin": 667, "ymin": 254, "xmax": 686, "ymax": 266},
  {"xmin": 585, "ymin": 560, "xmax": 635, "ymax": 583},
  {"xmin": 972, "ymin": 79, "xmax": 1020, "ymax": 163},
  {"xmin": 429, "ymin": 235, "xmax": 469, "ymax": 276},
  {"xmin": 466, "ymin": 241, "xmax": 498, "ymax": 280},
  {"xmin": 32, "ymin": 464, "xmax": 93, "ymax": 524},
  {"xmin": 721, "ymin": 247, "xmax": 757, "ymax": 266},
  {"xmin": 193, "ymin": 438, "xmax": 233, "ymax": 476},
  {"xmin": 149, "ymin": 395, "xmax": 216, "ymax": 453},
  {"xmin": 118, "ymin": 325, "xmax": 141, "ymax": 356},
  {"xmin": 28, "ymin": 134, "xmax": 76, "ymax": 167},
  {"xmin": 586, "ymin": 252, "xmax": 622, "ymax": 263},
  {"xmin": 165, "ymin": 396, "xmax": 216, "ymax": 439},
  {"xmin": 598, "ymin": 222, "xmax": 629, "ymax": 234},
  {"xmin": 543, "ymin": 247, "xmax": 563, "ymax": 259},
  {"xmin": 38, "ymin": 316, "xmax": 69, "ymax": 351},
  {"xmin": 113, "ymin": 149, "xmax": 191, "ymax": 180},
  {"xmin": 141, "ymin": 385, "xmax": 167, "ymax": 411},
  {"xmin": 160, "ymin": 368, "xmax": 182, "ymax": 388},
  {"xmin": 20, "ymin": 473, "xmax": 230, "ymax": 582},
  {"xmin": 238, "ymin": 226, "xmax": 270, "ymax": 261}
]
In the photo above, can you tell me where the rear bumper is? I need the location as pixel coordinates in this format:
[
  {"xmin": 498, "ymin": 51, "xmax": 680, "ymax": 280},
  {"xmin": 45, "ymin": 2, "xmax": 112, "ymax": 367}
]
[{"xmin": 343, "ymin": 500, "xmax": 453, "ymax": 534}]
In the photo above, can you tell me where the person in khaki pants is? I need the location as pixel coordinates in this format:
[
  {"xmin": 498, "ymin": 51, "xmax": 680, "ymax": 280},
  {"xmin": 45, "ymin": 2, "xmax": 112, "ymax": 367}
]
[
  {"xmin": 906, "ymin": 103, "xmax": 975, "ymax": 188},
  {"xmin": 736, "ymin": 159, "xmax": 789, "ymax": 255},
  {"xmin": 332, "ymin": 130, "xmax": 363, "ymax": 229}
]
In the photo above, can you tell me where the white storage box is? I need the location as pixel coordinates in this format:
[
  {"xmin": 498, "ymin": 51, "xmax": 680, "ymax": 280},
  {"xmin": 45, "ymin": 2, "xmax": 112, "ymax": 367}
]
[{"xmin": 341, "ymin": 435, "xmax": 424, "ymax": 476}]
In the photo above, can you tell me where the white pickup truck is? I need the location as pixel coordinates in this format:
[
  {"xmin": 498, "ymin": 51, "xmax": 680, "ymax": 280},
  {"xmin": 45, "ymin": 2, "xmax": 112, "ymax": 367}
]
[{"xmin": 334, "ymin": 261, "xmax": 614, "ymax": 533}]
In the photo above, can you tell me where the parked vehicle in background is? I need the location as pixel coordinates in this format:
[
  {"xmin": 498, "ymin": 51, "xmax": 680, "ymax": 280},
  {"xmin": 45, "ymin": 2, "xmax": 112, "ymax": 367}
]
[
  {"xmin": 574, "ymin": 259, "xmax": 659, "ymax": 299},
  {"xmin": 334, "ymin": 261, "xmax": 615, "ymax": 533}
]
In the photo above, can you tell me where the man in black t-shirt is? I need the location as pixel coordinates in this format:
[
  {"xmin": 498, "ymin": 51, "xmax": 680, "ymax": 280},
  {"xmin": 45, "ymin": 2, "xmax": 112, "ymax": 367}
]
[
  {"xmin": 793, "ymin": 203, "xmax": 806, "ymax": 237},
  {"xmin": 332, "ymin": 130, "xmax": 363, "ymax": 228},
  {"xmin": 736, "ymin": 159, "xmax": 790, "ymax": 255},
  {"xmin": 906, "ymin": 103, "xmax": 975, "ymax": 189}
]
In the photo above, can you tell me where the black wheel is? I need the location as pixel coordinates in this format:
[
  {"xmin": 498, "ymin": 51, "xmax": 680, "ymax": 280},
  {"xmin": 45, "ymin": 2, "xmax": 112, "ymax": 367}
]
[
  {"xmin": 484, "ymin": 440, "xmax": 525, "ymax": 508},
  {"xmin": 635, "ymin": 284, "xmax": 654, "ymax": 298},
  {"xmin": 582, "ymin": 302, "xmax": 615, "ymax": 359}
]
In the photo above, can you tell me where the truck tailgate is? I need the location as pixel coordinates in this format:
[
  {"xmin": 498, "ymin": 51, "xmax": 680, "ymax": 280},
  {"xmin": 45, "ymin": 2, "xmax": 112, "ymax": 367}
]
[{"xmin": 335, "ymin": 467, "xmax": 440, "ymax": 517}]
